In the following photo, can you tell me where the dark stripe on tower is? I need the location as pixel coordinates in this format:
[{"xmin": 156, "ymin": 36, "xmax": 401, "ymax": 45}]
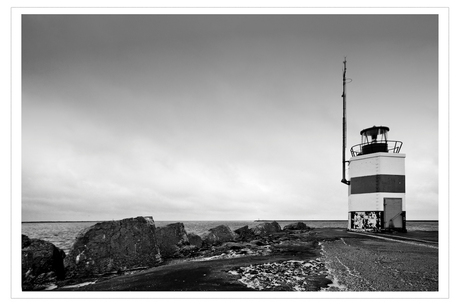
[{"xmin": 350, "ymin": 175, "xmax": 405, "ymax": 194}]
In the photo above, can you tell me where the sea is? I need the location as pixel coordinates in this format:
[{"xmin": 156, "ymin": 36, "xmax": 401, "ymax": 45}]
[{"xmin": 21, "ymin": 220, "xmax": 438, "ymax": 255}]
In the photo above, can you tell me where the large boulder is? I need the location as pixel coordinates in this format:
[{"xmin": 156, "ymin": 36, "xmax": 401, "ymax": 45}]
[
  {"xmin": 252, "ymin": 221, "xmax": 281, "ymax": 236},
  {"xmin": 283, "ymin": 222, "xmax": 310, "ymax": 231},
  {"xmin": 156, "ymin": 222, "xmax": 189, "ymax": 258},
  {"xmin": 202, "ymin": 225, "xmax": 237, "ymax": 246},
  {"xmin": 234, "ymin": 225, "xmax": 255, "ymax": 241},
  {"xmin": 187, "ymin": 233, "xmax": 203, "ymax": 248},
  {"xmin": 22, "ymin": 235, "xmax": 66, "ymax": 291},
  {"xmin": 65, "ymin": 216, "xmax": 161, "ymax": 279}
]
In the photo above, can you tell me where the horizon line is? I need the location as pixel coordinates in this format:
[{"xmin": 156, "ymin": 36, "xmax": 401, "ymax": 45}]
[{"xmin": 21, "ymin": 219, "xmax": 439, "ymax": 223}]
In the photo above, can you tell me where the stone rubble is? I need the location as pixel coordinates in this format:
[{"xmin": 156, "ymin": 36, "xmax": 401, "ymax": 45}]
[{"xmin": 228, "ymin": 258, "xmax": 328, "ymax": 291}]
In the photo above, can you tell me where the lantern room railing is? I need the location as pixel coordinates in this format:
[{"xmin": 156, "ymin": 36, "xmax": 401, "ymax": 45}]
[{"xmin": 350, "ymin": 140, "xmax": 403, "ymax": 157}]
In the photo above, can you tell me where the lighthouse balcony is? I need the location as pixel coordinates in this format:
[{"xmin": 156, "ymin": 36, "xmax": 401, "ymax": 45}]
[{"xmin": 350, "ymin": 140, "xmax": 403, "ymax": 157}]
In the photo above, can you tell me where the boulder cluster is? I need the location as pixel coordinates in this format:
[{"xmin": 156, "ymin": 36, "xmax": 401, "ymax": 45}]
[{"xmin": 21, "ymin": 217, "xmax": 311, "ymax": 290}]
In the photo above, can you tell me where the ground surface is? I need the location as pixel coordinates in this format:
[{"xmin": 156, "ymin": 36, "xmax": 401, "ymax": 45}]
[
  {"xmin": 320, "ymin": 229, "xmax": 438, "ymax": 291},
  {"xmin": 57, "ymin": 228, "xmax": 438, "ymax": 292}
]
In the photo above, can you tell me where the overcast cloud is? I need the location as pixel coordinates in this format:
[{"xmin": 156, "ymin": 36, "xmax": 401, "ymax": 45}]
[{"xmin": 21, "ymin": 14, "xmax": 438, "ymax": 221}]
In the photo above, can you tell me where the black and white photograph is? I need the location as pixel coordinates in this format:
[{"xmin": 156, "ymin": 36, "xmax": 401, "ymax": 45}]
[{"xmin": 8, "ymin": 5, "xmax": 453, "ymax": 300}]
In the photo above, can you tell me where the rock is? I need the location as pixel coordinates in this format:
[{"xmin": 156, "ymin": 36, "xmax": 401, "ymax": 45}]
[
  {"xmin": 177, "ymin": 245, "xmax": 199, "ymax": 258},
  {"xmin": 283, "ymin": 222, "xmax": 310, "ymax": 231},
  {"xmin": 252, "ymin": 221, "xmax": 281, "ymax": 236},
  {"xmin": 234, "ymin": 225, "xmax": 255, "ymax": 241},
  {"xmin": 65, "ymin": 216, "xmax": 161, "ymax": 279},
  {"xmin": 22, "ymin": 234, "xmax": 31, "ymax": 248},
  {"xmin": 156, "ymin": 223, "xmax": 189, "ymax": 258},
  {"xmin": 187, "ymin": 233, "xmax": 203, "ymax": 248},
  {"xmin": 221, "ymin": 242, "xmax": 246, "ymax": 250},
  {"xmin": 22, "ymin": 235, "xmax": 66, "ymax": 291},
  {"xmin": 202, "ymin": 225, "xmax": 237, "ymax": 246},
  {"xmin": 250, "ymin": 239, "xmax": 265, "ymax": 246}
]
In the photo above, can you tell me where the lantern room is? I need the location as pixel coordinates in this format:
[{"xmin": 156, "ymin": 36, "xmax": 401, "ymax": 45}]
[
  {"xmin": 350, "ymin": 126, "xmax": 403, "ymax": 157},
  {"xmin": 360, "ymin": 126, "xmax": 389, "ymax": 154}
]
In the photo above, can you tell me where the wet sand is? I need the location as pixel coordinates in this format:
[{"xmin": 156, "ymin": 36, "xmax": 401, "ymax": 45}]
[{"xmin": 58, "ymin": 228, "xmax": 438, "ymax": 291}]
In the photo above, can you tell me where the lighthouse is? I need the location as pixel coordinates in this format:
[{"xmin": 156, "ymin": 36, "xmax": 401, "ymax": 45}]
[
  {"xmin": 340, "ymin": 60, "xmax": 406, "ymax": 232},
  {"xmin": 347, "ymin": 126, "xmax": 406, "ymax": 231}
]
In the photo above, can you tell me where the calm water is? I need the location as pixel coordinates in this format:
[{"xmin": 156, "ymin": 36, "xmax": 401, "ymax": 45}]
[{"xmin": 21, "ymin": 220, "xmax": 438, "ymax": 255}]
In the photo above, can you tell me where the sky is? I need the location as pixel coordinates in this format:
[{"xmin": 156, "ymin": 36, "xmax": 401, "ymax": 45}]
[{"xmin": 21, "ymin": 14, "xmax": 439, "ymax": 221}]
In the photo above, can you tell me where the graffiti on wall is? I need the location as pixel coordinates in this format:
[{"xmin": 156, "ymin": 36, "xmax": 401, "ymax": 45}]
[{"xmin": 351, "ymin": 211, "xmax": 382, "ymax": 231}]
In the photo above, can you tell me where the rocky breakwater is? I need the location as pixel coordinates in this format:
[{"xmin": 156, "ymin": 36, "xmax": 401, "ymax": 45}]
[
  {"xmin": 153, "ymin": 222, "xmax": 288, "ymax": 262},
  {"xmin": 82, "ymin": 220, "xmax": 325, "ymax": 291},
  {"xmin": 187, "ymin": 221, "xmax": 300, "ymax": 261},
  {"xmin": 64, "ymin": 216, "xmax": 162, "ymax": 281},
  {"xmin": 25, "ymin": 219, "xmax": 318, "ymax": 291},
  {"xmin": 22, "ymin": 235, "xmax": 66, "ymax": 290}
]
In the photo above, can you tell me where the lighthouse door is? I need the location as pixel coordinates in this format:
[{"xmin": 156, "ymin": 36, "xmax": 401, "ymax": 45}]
[{"xmin": 384, "ymin": 198, "xmax": 403, "ymax": 229}]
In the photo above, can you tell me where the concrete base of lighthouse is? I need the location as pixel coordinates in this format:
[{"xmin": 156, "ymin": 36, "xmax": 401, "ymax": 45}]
[
  {"xmin": 348, "ymin": 210, "xmax": 406, "ymax": 232},
  {"xmin": 347, "ymin": 152, "xmax": 406, "ymax": 232}
]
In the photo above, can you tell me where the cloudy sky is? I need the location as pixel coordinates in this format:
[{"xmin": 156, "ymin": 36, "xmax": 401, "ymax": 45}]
[{"xmin": 21, "ymin": 14, "xmax": 439, "ymax": 221}]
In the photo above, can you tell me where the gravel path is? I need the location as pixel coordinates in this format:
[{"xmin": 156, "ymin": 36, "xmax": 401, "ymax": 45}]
[{"xmin": 320, "ymin": 234, "xmax": 438, "ymax": 291}]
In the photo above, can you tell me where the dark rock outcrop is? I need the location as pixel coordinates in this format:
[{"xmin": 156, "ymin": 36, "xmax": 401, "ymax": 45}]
[
  {"xmin": 283, "ymin": 222, "xmax": 310, "ymax": 231},
  {"xmin": 22, "ymin": 234, "xmax": 31, "ymax": 248},
  {"xmin": 65, "ymin": 216, "xmax": 161, "ymax": 279},
  {"xmin": 234, "ymin": 225, "xmax": 255, "ymax": 241},
  {"xmin": 202, "ymin": 225, "xmax": 237, "ymax": 246},
  {"xmin": 156, "ymin": 222, "xmax": 189, "ymax": 258},
  {"xmin": 22, "ymin": 235, "xmax": 66, "ymax": 291},
  {"xmin": 187, "ymin": 233, "xmax": 203, "ymax": 248},
  {"xmin": 252, "ymin": 221, "xmax": 281, "ymax": 236},
  {"xmin": 176, "ymin": 245, "xmax": 200, "ymax": 258}
]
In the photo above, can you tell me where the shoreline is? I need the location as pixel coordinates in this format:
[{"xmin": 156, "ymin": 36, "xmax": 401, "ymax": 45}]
[{"xmin": 22, "ymin": 219, "xmax": 438, "ymax": 223}]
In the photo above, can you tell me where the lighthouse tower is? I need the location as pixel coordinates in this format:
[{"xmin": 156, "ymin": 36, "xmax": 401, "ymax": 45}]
[
  {"xmin": 347, "ymin": 126, "xmax": 406, "ymax": 232},
  {"xmin": 340, "ymin": 59, "xmax": 406, "ymax": 232}
]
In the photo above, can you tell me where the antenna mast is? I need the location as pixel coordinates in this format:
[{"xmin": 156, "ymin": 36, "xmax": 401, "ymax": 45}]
[{"xmin": 341, "ymin": 58, "xmax": 350, "ymax": 185}]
